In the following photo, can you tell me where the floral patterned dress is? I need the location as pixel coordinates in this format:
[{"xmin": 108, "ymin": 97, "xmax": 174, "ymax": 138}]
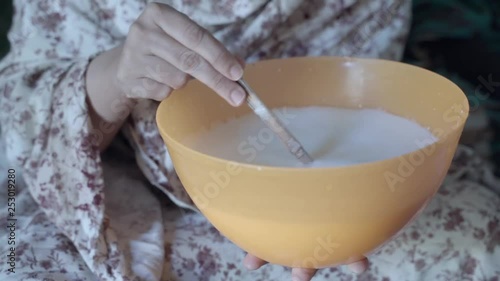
[{"xmin": 0, "ymin": 0, "xmax": 499, "ymax": 280}]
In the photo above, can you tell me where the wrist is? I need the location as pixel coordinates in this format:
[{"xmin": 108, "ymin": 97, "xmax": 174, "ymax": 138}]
[
  {"xmin": 85, "ymin": 45, "xmax": 136, "ymax": 151},
  {"xmin": 86, "ymin": 45, "xmax": 135, "ymax": 123}
]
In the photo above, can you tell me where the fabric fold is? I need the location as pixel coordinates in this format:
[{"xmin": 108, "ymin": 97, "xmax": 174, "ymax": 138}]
[{"xmin": 1, "ymin": 0, "xmax": 413, "ymax": 280}]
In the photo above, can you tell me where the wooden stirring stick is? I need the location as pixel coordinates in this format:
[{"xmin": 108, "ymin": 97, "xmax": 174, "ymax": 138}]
[{"xmin": 236, "ymin": 79, "xmax": 314, "ymax": 165}]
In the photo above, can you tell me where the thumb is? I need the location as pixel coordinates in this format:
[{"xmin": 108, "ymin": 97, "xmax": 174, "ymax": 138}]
[
  {"xmin": 346, "ymin": 257, "xmax": 369, "ymax": 273},
  {"xmin": 243, "ymin": 253, "xmax": 268, "ymax": 270}
]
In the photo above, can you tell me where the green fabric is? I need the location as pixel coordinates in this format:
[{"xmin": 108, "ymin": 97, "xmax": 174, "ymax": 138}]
[
  {"xmin": 407, "ymin": 0, "xmax": 500, "ymax": 41},
  {"xmin": 0, "ymin": 0, "xmax": 13, "ymax": 59},
  {"xmin": 403, "ymin": 0, "xmax": 500, "ymax": 173}
]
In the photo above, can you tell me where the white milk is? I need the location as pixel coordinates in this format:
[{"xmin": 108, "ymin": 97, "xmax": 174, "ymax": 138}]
[{"xmin": 185, "ymin": 107, "xmax": 437, "ymax": 167}]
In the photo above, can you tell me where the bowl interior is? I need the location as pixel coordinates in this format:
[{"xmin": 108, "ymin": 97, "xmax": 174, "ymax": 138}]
[{"xmin": 158, "ymin": 57, "xmax": 468, "ymax": 154}]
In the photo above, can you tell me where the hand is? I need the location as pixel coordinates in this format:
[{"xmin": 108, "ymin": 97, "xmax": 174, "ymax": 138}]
[
  {"xmin": 85, "ymin": 2, "xmax": 247, "ymax": 150},
  {"xmin": 113, "ymin": 2, "xmax": 246, "ymax": 105},
  {"xmin": 243, "ymin": 253, "xmax": 369, "ymax": 281}
]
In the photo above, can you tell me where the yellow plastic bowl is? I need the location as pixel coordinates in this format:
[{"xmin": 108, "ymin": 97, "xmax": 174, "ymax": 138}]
[{"xmin": 156, "ymin": 57, "xmax": 469, "ymax": 268}]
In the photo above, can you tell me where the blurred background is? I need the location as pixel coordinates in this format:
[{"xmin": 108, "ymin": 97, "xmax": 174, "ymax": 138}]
[
  {"xmin": 402, "ymin": 0, "xmax": 500, "ymax": 176},
  {"xmin": 0, "ymin": 0, "xmax": 12, "ymax": 59},
  {"xmin": 0, "ymin": 0, "xmax": 498, "ymax": 174}
]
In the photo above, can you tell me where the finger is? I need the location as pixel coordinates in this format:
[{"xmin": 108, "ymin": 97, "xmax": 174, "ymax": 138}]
[
  {"xmin": 150, "ymin": 4, "xmax": 243, "ymax": 81},
  {"xmin": 346, "ymin": 257, "xmax": 369, "ymax": 274},
  {"xmin": 291, "ymin": 268, "xmax": 317, "ymax": 281},
  {"xmin": 142, "ymin": 56, "xmax": 189, "ymax": 89},
  {"xmin": 147, "ymin": 31, "xmax": 246, "ymax": 106},
  {"xmin": 129, "ymin": 78, "xmax": 172, "ymax": 101},
  {"xmin": 243, "ymin": 254, "xmax": 268, "ymax": 270},
  {"xmin": 236, "ymin": 56, "xmax": 246, "ymax": 68}
]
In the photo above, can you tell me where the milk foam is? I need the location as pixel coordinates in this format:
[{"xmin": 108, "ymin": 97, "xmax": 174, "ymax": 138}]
[{"xmin": 186, "ymin": 107, "xmax": 437, "ymax": 168}]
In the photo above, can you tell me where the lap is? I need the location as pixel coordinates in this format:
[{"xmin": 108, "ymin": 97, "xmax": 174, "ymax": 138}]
[
  {"xmin": 161, "ymin": 148, "xmax": 500, "ymax": 281},
  {"xmin": 1, "ymin": 146, "xmax": 498, "ymax": 281},
  {"xmin": 0, "ymin": 183, "xmax": 95, "ymax": 280}
]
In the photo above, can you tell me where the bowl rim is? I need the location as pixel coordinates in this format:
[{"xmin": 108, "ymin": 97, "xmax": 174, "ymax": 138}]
[{"xmin": 156, "ymin": 56, "xmax": 470, "ymax": 172}]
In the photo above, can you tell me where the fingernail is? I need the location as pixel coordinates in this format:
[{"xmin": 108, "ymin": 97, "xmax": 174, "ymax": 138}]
[
  {"xmin": 349, "ymin": 261, "xmax": 368, "ymax": 274},
  {"xmin": 230, "ymin": 88, "xmax": 246, "ymax": 106},
  {"xmin": 230, "ymin": 64, "xmax": 243, "ymax": 80},
  {"xmin": 291, "ymin": 276, "xmax": 302, "ymax": 281},
  {"xmin": 243, "ymin": 261, "xmax": 258, "ymax": 270}
]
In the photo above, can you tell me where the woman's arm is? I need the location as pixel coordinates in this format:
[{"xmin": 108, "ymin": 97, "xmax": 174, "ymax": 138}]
[
  {"xmin": 85, "ymin": 2, "xmax": 246, "ymax": 151},
  {"xmin": 85, "ymin": 45, "xmax": 133, "ymax": 151}
]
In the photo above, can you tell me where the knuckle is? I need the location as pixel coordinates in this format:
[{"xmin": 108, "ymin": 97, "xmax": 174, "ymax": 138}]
[
  {"xmin": 183, "ymin": 23, "xmax": 205, "ymax": 46},
  {"xmin": 155, "ymin": 86, "xmax": 172, "ymax": 101},
  {"xmin": 144, "ymin": 64, "xmax": 157, "ymax": 79},
  {"xmin": 144, "ymin": 2, "xmax": 162, "ymax": 18},
  {"xmin": 212, "ymin": 74, "xmax": 228, "ymax": 93},
  {"xmin": 127, "ymin": 22, "xmax": 147, "ymax": 43},
  {"xmin": 129, "ymin": 85, "xmax": 146, "ymax": 99},
  {"xmin": 128, "ymin": 22, "xmax": 143, "ymax": 35},
  {"xmin": 179, "ymin": 51, "xmax": 201, "ymax": 72},
  {"xmin": 171, "ymin": 74, "xmax": 189, "ymax": 89},
  {"xmin": 142, "ymin": 77, "xmax": 159, "ymax": 92},
  {"xmin": 213, "ymin": 51, "xmax": 232, "ymax": 71}
]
